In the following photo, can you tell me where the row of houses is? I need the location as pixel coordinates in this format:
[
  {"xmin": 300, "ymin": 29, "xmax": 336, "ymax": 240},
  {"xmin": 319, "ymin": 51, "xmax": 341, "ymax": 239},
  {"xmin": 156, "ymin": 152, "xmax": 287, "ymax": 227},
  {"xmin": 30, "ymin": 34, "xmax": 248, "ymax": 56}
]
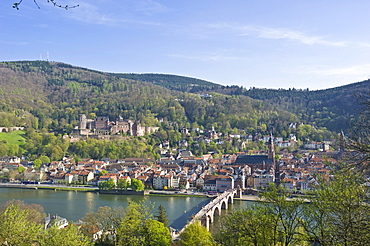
[{"xmin": 0, "ymin": 147, "xmax": 341, "ymax": 192}]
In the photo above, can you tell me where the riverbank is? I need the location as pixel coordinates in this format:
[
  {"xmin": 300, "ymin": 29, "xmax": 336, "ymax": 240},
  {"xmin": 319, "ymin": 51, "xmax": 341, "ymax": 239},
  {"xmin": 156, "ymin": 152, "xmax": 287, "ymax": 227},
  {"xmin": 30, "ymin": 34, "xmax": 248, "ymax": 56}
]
[
  {"xmin": 0, "ymin": 183, "xmax": 209, "ymax": 197},
  {"xmin": 236, "ymin": 195, "xmax": 260, "ymax": 201},
  {"xmin": 147, "ymin": 193, "xmax": 208, "ymax": 198},
  {"xmin": 0, "ymin": 183, "xmax": 98, "ymax": 192},
  {"xmin": 236, "ymin": 194, "xmax": 311, "ymax": 203}
]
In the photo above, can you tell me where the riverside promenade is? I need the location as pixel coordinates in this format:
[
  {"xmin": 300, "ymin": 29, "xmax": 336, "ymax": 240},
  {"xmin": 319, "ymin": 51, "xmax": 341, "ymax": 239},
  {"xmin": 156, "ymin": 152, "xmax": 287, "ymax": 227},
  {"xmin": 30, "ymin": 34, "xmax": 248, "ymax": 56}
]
[
  {"xmin": 236, "ymin": 194, "xmax": 260, "ymax": 201},
  {"xmin": 0, "ymin": 182, "xmax": 99, "ymax": 191}
]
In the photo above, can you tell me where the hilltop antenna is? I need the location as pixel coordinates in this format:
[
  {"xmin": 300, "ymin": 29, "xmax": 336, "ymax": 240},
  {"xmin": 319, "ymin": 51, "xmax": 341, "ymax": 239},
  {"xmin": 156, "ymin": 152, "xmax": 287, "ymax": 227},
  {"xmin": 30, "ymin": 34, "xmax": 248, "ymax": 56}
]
[
  {"xmin": 40, "ymin": 54, "xmax": 43, "ymax": 60},
  {"xmin": 46, "ymin": 51, "xmax": 49, "ymax": 61}
]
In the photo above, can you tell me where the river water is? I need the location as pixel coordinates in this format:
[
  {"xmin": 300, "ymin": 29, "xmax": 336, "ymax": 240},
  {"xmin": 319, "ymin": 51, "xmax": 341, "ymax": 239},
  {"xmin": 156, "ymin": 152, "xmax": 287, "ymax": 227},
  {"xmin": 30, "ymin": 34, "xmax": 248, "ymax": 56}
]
[{"xmin": 0, "ymin": 188, "xmax": 252, "ymax": 230}]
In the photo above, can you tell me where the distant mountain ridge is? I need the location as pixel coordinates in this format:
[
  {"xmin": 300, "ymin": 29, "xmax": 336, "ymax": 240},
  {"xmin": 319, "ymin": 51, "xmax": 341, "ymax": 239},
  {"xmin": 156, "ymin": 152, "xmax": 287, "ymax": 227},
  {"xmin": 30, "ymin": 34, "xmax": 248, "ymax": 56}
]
[{"xmin": 116, "ymin": 73, "xmax": 221, "ymax": 92}]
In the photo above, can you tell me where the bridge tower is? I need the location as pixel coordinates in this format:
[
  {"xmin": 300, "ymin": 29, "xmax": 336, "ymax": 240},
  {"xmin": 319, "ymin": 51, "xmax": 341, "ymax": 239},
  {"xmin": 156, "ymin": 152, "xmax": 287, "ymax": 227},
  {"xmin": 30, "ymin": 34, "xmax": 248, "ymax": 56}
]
[{"xmin": 235, "ymin": 186, "xmax": 242, "ymax": 198}]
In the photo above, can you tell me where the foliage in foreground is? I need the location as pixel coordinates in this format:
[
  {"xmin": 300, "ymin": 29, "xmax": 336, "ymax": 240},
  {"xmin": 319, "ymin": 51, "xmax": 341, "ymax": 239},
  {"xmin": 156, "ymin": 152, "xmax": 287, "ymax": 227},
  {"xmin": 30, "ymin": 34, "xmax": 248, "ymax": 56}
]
[
  {"xmin": 1, "ymin": 166, "xmax": 370, "ymax": 246},
  {"xmin": 0, "ymin": 204, "xmax": 90, "ymax": 246},
  {"xmin": 215, "ymin": 167, "xmax": 370, "ymax": 246},
  {"xmin": 179, "ymin": 220, "xmax": 215, "ymax": 246},
  {"xmin": 81, "ymin": 201, "xmax": 171, "ymax": 246}
]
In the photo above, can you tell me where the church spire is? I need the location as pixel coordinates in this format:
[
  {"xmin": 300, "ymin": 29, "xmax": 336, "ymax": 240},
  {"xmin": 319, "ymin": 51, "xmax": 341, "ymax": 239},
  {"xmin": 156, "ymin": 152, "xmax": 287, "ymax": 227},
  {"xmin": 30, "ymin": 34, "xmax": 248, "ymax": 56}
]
[
  {"xmin": 268, "ymin": 134, "xmax": 275, "ymax": 160},
  {"xmin": 268, "ymin": 134, "xmax": 280, "ymax": 186}
]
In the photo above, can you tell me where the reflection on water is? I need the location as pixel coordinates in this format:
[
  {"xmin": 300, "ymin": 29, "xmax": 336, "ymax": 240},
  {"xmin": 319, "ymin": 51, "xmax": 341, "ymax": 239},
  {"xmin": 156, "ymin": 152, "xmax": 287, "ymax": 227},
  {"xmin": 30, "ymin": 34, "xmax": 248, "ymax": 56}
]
[{"xmin": 0, "ymin": 188, "xmax": 211, "ymax": 230}]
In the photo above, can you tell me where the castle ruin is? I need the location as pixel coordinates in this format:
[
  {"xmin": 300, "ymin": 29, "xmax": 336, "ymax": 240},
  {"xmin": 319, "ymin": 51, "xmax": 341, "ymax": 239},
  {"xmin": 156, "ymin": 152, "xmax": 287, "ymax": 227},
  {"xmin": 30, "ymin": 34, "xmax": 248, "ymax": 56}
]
[{"xmin": 77, "ymin": 114, "xmax": 159, "ymax": 137}]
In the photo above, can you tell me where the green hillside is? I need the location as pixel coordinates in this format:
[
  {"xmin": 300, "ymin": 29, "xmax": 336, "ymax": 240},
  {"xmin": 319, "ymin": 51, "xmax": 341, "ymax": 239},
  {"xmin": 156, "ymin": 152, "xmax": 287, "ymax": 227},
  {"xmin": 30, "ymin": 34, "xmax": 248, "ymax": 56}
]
[
  {"xmin": 0, "ymin": 130, "xmax": 26, "ymax": 145},
  {"xmin": 0, "ymin": 60, "xmax": 363, "ymax": 159},
  {"xmin": 0, "ymin": 130, "xmax": 25, "ymax": 156},
  {"xmin": 116, "ymin": 73, "xmax": 221, "ymax": 92},
  {"xmin": 0, "ymin": 61, "xmax": 298, "ymax": 134},
  {"xmin": 0, "ymin": 60, "xmax": 363, "ymax": 135},
  {"xmin": 112, "ymin": 72, "xmax": 367, "ymax": 132}
]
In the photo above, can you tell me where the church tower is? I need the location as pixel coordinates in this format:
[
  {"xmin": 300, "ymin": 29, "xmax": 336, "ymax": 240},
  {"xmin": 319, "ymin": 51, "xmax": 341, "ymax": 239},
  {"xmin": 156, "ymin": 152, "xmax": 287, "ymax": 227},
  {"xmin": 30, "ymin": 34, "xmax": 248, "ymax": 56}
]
[
  {"xmin": 268, "ymin": 135, "xmax": 275, "ymax": 160},
  {"xmin": 268, "ymin": 135, "xmax": 280, "ymax": 185}
]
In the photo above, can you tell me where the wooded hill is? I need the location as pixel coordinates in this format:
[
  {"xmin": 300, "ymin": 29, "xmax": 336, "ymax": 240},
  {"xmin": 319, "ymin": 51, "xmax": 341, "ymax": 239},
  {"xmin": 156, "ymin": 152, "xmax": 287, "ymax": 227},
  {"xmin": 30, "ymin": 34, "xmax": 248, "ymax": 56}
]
[
  {"xmin": 118, "ymin": 73, "xmax": 368, "ymax": 133},
  {"xmin": 0, "ymin": 60, "xmax": 366, "ymax": 139}
]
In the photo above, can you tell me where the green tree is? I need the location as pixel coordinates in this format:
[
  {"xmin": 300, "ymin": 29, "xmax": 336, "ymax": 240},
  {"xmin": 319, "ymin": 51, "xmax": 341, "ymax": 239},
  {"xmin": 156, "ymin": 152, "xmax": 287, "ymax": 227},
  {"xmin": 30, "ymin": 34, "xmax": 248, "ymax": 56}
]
[
  {"xmin": 155, "ymin": 204, "xmax": 169, "ymax": 228},
  {"xmin": 117, "ymin": 201, "xmax": 152, "ymax": 246},
  {"xmin": 216, "ymin": 184, "xmax": 305, "ymax": 246},
  {"xmin": 302, "ymin": 167, "xmax": 370, "ymax": 246},
  {"xmin": 131, "ymin": 178, "xmax": 145, "ymax": 191},
  {"xmin": 260, "ymin": 183, "xmax": 305, "ymax": 246},
  {"xmin": 216, "ymin": 206, "xmax": 276, "ymax": 246},
  {"xmin": 98, "ymin": 181, "xmax": 107, "ymax": 190},
  {"xmin": 179, "ymin": 221, "xmax": 215, "ymax": 246},
  {"xmin": 0, "ymin": 204, "xmax": 42, "ymax": 245},
  {"xmin": 39, "ymin": 155, "xmax": 51, "ymax": 164},
  {"xmin": 33, "ymin": 159, "xmax": 42, "ymax": 170},
  {"xmin": 0, "ymin": 200, "xmax": 46, "ymax": 225},
  {"xmin": 40, "ymin": 223, "xmax": 91, "ymax": 246},
  {"xmin": 106, "ymin": 179, "xmax": 116, "ymax": 190},
  {"xmin": 99, "ymin": 170, "xmax": 108, "ymax": 176},
  {"xmin": 17, "ymin": 165, "xmax": 26, "ymax": 173},
  {"xmin": 81, "ymin": 206, "xmax": 125, "ymax": 244},
  {"xmin": 117, "ymin": 178, "xmax": 129, "ymax": 190},
  {"xmin": 143, "ymin": 220, "xmax": 171, "ymax": 246}
]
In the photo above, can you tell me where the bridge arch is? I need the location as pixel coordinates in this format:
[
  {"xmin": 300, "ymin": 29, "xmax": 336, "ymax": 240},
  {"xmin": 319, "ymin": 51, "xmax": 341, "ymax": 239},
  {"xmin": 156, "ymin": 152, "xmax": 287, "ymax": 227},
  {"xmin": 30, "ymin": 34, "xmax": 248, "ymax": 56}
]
[
  {"xmin": 213, "ymin": 206, "xmax": 221, "ymax": 218},
  {"xmin": 0, "ymin": 127, "xmax": 24, "ymax": 133},
  {"xmin": 178, "ymin": 188, "xmax": 243, "ymax": 235},
  {"xmin": 227, "ymin": 195, "xmax": 233, "ymax": 204},
  {"xmin": 221, "ymin": 200, "xmax": 228, "ymax": 209},
  {"xmin": 200, "ymin": 216, "xmax": 208, "ymax": 227}
]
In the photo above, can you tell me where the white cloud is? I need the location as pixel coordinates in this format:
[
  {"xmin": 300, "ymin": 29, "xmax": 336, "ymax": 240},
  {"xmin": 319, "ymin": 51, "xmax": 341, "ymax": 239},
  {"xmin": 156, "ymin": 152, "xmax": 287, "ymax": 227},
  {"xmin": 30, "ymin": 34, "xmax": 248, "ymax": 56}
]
[
  {"xmin": 63, "ymin": 1, "xmax": 164, "ymax": 26},
  {"xmin": 246, "ymin": 26, "xmax": 345, "ymax": 46},
  {"xmin": 208, "ymin": 23, "xmax": 346, "ymax": 47},
  {"xmin": 303, "ymin": 64, "xmax": 370, "ymax": 77},
  {"xmin": 134, "ymin": 0, "xmax": 169, "ymax": 15},
  {"xmin": 62, "ymin": 2, "xmax": 115, "ymax": 25},
  {"xmin": 0, "ymin": 40, "xmax": 28, "ymax": 45},
  {"xmin": 168, "ymin": 49, "xmax": 241, "ymax": 62},
  {"xmin": 169, "ymin": 53, "xmax": 239, "ymax": 62}
]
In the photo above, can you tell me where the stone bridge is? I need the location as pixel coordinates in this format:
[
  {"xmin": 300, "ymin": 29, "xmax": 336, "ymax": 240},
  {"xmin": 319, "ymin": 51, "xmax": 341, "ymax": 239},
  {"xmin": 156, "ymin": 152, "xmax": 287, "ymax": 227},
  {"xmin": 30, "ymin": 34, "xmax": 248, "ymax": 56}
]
[
  {"xmin": 179, "ymin": 188, "xmax": 242, "ymax": 233},
  {"xmin": 0, "ymin": 127, "xmax": 24, "ymax": 132}
]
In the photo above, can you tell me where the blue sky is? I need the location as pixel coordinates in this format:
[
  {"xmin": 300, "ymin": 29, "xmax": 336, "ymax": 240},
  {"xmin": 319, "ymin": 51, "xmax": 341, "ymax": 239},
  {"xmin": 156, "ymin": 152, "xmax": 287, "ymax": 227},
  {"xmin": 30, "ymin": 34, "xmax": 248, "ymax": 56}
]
[{"xmin": 1, "ymin": 0, "xmax": 370, "ymax": 90}]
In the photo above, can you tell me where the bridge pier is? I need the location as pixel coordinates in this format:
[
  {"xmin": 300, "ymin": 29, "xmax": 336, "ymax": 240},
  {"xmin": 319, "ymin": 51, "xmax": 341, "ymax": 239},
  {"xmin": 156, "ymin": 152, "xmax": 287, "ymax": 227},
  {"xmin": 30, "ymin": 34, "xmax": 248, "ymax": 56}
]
[
  {"xmin": 202, "ymin": 216, "xmax": 210, "ymax": 231},
  {"xmin": 235, "ymin": 186, "xmax": 242, "ymax": 198}
]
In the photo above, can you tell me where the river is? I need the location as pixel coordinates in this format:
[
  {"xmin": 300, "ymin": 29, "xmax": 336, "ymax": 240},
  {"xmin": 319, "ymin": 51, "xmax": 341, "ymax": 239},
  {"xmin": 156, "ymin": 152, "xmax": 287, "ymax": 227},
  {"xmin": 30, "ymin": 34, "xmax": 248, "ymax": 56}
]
[{"xmin": 0, "ymin": 188, "xmax": 252, "ymax": 230}]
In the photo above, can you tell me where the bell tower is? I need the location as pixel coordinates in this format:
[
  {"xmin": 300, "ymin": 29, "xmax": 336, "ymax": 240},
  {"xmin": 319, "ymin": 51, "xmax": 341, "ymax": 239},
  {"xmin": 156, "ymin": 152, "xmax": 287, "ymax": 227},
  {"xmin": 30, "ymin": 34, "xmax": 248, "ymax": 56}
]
[
  {"xmin": 268, "ymin": 135, "xmax": 280, "ymax": 185},
  {"xmin": 268, "ymin": 135, "xmax": 275, "ymax": 160}
]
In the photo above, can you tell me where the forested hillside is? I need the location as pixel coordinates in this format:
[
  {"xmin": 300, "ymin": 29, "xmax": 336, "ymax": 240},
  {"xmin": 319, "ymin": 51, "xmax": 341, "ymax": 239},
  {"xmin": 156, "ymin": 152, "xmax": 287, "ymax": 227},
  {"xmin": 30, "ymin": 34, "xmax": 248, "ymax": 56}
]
[
  {"xmin": 119, "ymin": 73, "xmax": 369, "ymax": 132},
  {"xmin": 0, "ymin": 60, "xmax": 364, "ymax": 159},
  {"xmin": 0, "ymin": 61, "xmax": 298, "ymax": 134},
  {"xmin": 116, "ymin": 73, "xmax": 222, "ymax": 92}
]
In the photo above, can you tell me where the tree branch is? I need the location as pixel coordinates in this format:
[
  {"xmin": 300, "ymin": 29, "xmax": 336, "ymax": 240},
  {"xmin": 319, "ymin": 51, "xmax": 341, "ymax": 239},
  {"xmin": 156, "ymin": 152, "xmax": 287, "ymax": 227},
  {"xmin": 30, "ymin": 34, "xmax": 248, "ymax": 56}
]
[{"xmin": 13, "ymin": 0, "xmax": 79, "ymax": 10}]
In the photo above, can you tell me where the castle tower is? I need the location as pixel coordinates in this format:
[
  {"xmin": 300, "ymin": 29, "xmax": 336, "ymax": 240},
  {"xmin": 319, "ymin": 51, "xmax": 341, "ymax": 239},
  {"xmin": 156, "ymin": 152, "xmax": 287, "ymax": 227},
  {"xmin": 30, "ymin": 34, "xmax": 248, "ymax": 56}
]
[
  {"xmin": 339, "ymin": 131, "xmax": 345, "ymax": 152},
  {"xmin": 79, "ymin": 114, "xmax": 87, "ymax": 130},
  {"xmin": 132, "ymin": 120, "xmax": 140, "ymax": 136}
]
